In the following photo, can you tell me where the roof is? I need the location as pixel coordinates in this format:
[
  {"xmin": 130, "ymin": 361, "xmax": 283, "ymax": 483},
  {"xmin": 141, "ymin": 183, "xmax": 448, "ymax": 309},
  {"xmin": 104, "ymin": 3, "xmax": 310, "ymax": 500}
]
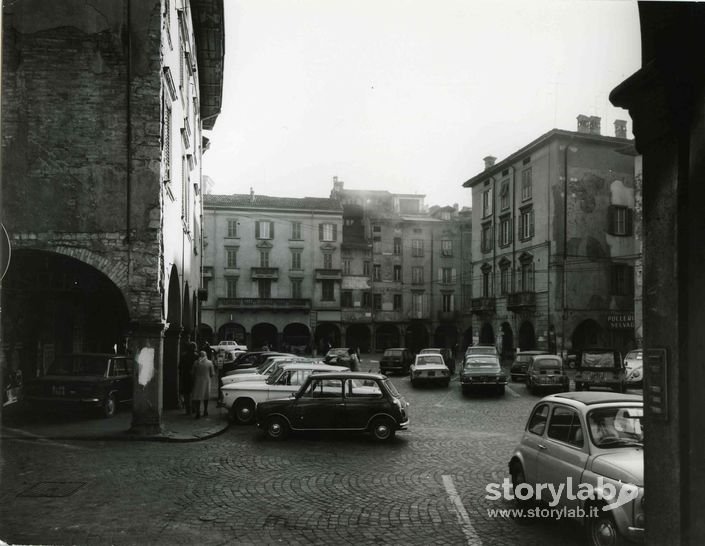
[
  {"xmin": 204, "ymin": 194, "xmax": 342, "ymax": 212},
  {"xmin": 548, "ymin": 392, "xmax": 643, "ymax": 406},
  {"xmin": 309, "ymin": 372, "xmax": 386, "ymax": 380},
  {"xmin": 462, "ymin": 128, "xmax": 634, "ymax": 188},
  {"xmin": 279, "ymin": 363, "xmax": 345, "ymax": 371},
  {"xmin": 191, "ymin": 0, "xmax": 225, "ymax": 130}
]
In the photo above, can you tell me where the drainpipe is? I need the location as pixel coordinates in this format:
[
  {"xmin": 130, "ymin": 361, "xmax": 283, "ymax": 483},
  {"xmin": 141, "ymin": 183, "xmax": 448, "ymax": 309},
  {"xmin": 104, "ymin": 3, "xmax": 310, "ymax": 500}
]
[
  {"xmin": 561, "ymin": 138, "xmax": 571, "ymax": 357},
  {"xmin": 124, "ymin": 0, "xmax": 132, "ymax": 247}
]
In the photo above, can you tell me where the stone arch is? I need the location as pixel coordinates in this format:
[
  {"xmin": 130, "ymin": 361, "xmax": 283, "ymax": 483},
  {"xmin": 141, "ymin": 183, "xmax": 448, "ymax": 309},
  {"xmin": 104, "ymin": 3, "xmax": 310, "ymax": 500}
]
[
  {"xmin": 479, "ymin": 322, "xmax": 495, "ymax": 344},
  {"xmin": 252, "ymin": 323, "xmax": 278, "ymax": 350},
  {"xmin": 375, "ymin": 324, "xmax": 399, "ymax": 351},
  {"xmin": 500, "ymin": 321, "xmax": 514, "ymax": 358},
  {"xmin": 314, "ymin": 323, "xmax": 341, "ymax": 352},
  {"xmin": 518, "ymin": 321, "xmax": 536, "ymax": 351},
  {"xmin": 571, "ymin": 319, "xmax": 604, "ymax": 353},
  {"xmin": 405, "ymin": 322, "xmax": 429, "ymax": 353},
  {"xmin": 163, "ymin": 264, "xmax": 182, "ymax": 410},
  {"xmin": 198, "ymin": 323, "xmax": 214, "ymax": 345},
  {"xmin": 217, "ymin": 322, "xmax": 246, "ymax": 345},
  {"xmin": 434, "ymin": 324, "xmax": 458, "ymax": 349},
  {"xmin": 346, "ymin": 324, "xmax": 371, "ymax": 353},
  {"xmin": 283, "ymin": 323, "xmax": 311, "ymax": 354}
]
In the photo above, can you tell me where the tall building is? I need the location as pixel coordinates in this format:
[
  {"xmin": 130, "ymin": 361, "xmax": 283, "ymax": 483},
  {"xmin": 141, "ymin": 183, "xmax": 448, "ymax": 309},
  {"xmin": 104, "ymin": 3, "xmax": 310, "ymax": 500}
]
[
  {"xmin": 1, "ymin": 0, "xmax": 225, "ymax": 433},
  {"xmin": 201, "ymin": 192, "xmax": 343, "ymax": 353},
  {"xmin": 462, "ymin": 116, "xmax": 639, "ymax": 358}
]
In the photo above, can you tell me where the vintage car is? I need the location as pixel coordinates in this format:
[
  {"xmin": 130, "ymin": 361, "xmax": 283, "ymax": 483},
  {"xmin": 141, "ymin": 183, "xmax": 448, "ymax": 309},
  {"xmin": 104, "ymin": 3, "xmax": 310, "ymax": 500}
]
[
  {"xmin": 508, "ymin": 392, "xmax": 644, "ymax": 546},
  {"xmin": 222, "ymin": 362, "xmax": 348, "ymax": 424},
  {"xmin": 23, "ymin": 353, "xmax": 134, "ymax": 418},
  {"xmin": 575, "ymin": 349, "xmax": 626, "ymax": 393},
  {"xmin": 256, "ymin": 372, "xmax": 409, "ymax": 442},
  {"xmin": 214, "ymin": 340, "xmax": 248, "ymax": 352},
  {"xmin": 459, "ymin": 354, "xmax": 507, "ymax": 395},
  {"xmin": 221, "ymin": 356, "xmax": 311, "ymax": 386},
  {"xmin": 510, "ymin": 350, "xmax": 549, "ymax": 382},
  {"xmin": 464, "ymin": 344, "xmax": 500, "ymax": 358},
  {"xmin": 379, "ymin": 347, "xmax": 415, "ymax": 375},
  {"xmin": 410, "ymin": 353, "xmax": 451, "ymax": 387},
  {"xmin": 322, "ymin": 348, "xmax": 360, "ymax": 371},
  {"xmin": 525, "ymin": 354, "xmax": 570, "ymax": 395},
  {"xmin": 624, "ymin": 350, "xmax": 643, "ymax": 386},
  {"xmin": 418, "ymin": 348, "xmax": 455, "ymax": 374}
]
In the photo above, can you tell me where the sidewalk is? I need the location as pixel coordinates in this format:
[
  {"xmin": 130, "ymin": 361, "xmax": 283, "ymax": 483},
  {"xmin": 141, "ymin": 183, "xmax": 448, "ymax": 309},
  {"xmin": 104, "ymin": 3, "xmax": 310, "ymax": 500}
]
[{"xmin": 0, "ymin": 394, "xmax": 230, "ymax": 443}]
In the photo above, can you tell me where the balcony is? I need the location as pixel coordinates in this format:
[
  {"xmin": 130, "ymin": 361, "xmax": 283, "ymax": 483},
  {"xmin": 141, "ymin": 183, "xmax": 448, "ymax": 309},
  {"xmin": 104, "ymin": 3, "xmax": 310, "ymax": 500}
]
[
  {"xmin": 437, "ymin": 310, "xmax": 460, "ymax": 322},
  {"xmin": 217, "ymin": 298, "xmax": 311, "ymax": 311},
  {"xmin": 506, "ymin": 291, "xmax": 536, "ymax": 311},
  {"xmin": 471, "ymin": 297, "xmax": 496, "ymax": 314},
  {"xmin": 315, "ymin": 268, "xmax": 342, "ymax": 280},
  {"xmin": 250, "ymin": 267, "xmax": 279, "ymax": 280}
]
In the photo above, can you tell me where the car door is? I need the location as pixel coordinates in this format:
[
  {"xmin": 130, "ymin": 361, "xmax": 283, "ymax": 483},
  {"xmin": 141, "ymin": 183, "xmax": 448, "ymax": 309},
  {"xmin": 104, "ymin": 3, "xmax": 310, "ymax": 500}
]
[
  {"xmin": 519, "ymin": 403, "xmax": 551, "ymax": 483},
  {"xmin": 266, "ymin": 369, "xmax": 309, "ymax": 400},
  {"xmin": 343, "ymin": 378, "xmax": 387, "ymax": 429},
  {"xmin": 292, "ymin": 378, "xmax": 345, "ymax": 429},
  {"xmin": 535, "ymin": 404, "xmax": 589, "ymax": 510}
]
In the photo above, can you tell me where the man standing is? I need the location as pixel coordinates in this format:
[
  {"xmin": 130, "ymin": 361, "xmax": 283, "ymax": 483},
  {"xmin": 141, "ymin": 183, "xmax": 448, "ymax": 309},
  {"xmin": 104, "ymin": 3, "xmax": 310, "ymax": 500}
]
[{"xmin": 191, "ymin": 350, "xmax": 215, "ymax": 419}]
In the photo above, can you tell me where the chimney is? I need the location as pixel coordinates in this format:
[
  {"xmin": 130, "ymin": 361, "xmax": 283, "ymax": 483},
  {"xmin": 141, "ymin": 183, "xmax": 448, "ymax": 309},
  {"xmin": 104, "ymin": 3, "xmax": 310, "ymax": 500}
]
[
  {"xmin": 589, "ymin": 116, "xmax": 601, "ymax": 135},
  {"xmin": 577, "ymin": 114, "xmax": 590, "ymax": 134},
  {"xmin": 614, "ymin": 119, "xmax": 628, "ymax": 139},
  {"xmin": 249, "ymin": 187, "xmax": 255, "ymax": 202},
  {"xmin": 332, "ymin": 175, "xmax": 343, "ymax": 193},
  {"xmin": 483, "ymin": 156, "xmax": 497, "ymax": 170}
]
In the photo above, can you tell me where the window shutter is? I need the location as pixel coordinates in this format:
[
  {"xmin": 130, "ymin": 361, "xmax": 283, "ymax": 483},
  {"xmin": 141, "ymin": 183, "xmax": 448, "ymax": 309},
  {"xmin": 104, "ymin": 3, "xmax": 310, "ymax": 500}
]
[
  {"xmin": 438, "ymin": 268, "xmax": 442, "ymax": 283},
  {"xmin": 255, "ymin": 221, "xmax": 260, "ymax": 238},
  {"xmin": 607, "ymin": 206, "xmax": 615, "ymax": 235},
  {"xmin": 333, "ymin": 224, "xmax": 338, "ymax": 241},
  {"xmin": 452, "ymin": 268, "xmax": 457, "ymax": 283},
  {"xmin": 269, "ymin": 221, "xmax": 274, "ymax": 239},
  {"xmin": 450, "ymin": 293, "xmax": 455, "ymax": 311},
  {"xmin": 626, "ymin": 208, "xmax": 634, "ymax": 236},
  {"xmin": 319, "ymin": 224, "xmax": 324, "ymax": 241}
]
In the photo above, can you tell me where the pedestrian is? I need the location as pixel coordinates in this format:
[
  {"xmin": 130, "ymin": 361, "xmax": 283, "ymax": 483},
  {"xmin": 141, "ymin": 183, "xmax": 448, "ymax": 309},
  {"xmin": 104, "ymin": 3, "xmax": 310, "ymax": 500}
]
[
  {"xmin": 201, "ymin": 341, "xmax": 213, "ymax": 360},
  {"xmin": 179, "ymin": 342, "xmax": 198, "ymax": 415},
  {"xmin": 191, "ymin": 350, "xmax": 215, "ymax": 418}
]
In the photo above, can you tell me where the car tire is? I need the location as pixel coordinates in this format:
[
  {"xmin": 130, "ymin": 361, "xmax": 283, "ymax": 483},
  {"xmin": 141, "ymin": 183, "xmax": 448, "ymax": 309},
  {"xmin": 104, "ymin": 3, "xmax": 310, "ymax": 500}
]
[
  {"xmin": 265, "ymin": 415, "xmax": 289, "ymax": 440},
  {"xmin": 510, "ymin": 462, "xmax": 534, "ymax": 511},
  {"xmin": 587, "ymin": 508, "xmax": 626, "ymax": 546},
  {"xmin": 369, "ymin": 416, "xmax": 395, "ymax": 442},
  {"xmin": 234, "ymin": 399, "xmax": 256, "ymax": 425},
  {"xmin": 102, "ymin": 393, "xmax": 117, "ymax": 418}
]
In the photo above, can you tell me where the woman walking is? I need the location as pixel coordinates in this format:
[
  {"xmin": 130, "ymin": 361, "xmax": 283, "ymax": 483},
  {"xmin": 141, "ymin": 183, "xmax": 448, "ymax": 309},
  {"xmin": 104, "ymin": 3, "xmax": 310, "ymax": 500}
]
[{"xmin": 191, "ymin": 350, "xmax": 215, "ymax": 418}]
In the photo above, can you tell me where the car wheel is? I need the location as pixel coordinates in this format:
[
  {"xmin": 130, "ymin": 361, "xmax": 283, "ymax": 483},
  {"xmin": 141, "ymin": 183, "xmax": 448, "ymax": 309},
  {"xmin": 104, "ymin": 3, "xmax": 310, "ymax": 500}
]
[
  {"xmin": 587, "ymin": 509, "xmax": 626, "ymax": 546},
  {"xmin": 370, "ymin": 416, "xmax": 395, "ymax": 442},
  {"xmin": 510, "ymin": 462, "xmax": 533, "ymax": 509},
  {"xmin": 265, "ymin": 416, "xmax": 289, "ymax": 440},
  {"xmin": 102, "ymin": 393, "xmax": 117, "ymax": 418},
  {"xmin": 234, "ymin": 399, "xmax": 256, "ymax": 425}
]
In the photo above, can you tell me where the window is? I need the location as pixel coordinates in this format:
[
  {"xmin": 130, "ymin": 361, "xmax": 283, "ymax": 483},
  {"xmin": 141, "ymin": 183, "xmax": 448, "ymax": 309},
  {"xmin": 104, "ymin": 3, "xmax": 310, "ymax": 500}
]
[
  {"xmin": 259, "ymin": 250, "xmax": 270, "ymax": 268},
  {"xmin": 341, "ymin": 291, "xmax": 353, "ymax": 307},
  {"xmin": 500, "ymin": 263, "xmax": 511, "ymax": 295},
  {"xmin": 304, "ymin": 378, "xmax": 343, "ymax": 399},
  {"xmin": 412, "ymin": 239, "xmax": 424, "ymax": 257},
  {"xmin": 373, "ymin": 225, "xmax": 381, "ymax": 233},
  {"xmin": 362, "ymin": 292, "xmax": 371, "ymax": 307},
  {"xmin": 520, "ymin": 260, "xmax": 534, "ymax": 292},
  {"xmin": 441, "ymin": 239, "xmax": 453, "ymax": 257},
  {"xmin": 394, "ymin": 265, "xmax": 402, "ymax": 282},
  {"xmin": 373, "ymin": 264, "xmax": 381, "ymax": 281},
  {"xmin": 291, "ymin": 250, "xmax": 302, "ymax": 270},
  {"xmin": 291, "ymin": 279, "xmax": 302, "ymax": 299},
  {"xmin": 482, "ymin": 188, "xmax": 493, "ymax": 217},
  {"xmin": 481, "ymin": 223, "xmax": 493, "ymax": 253},
  {"xmin": 547, "ymin": 406, "xmax": 584, "ymax": 447},
  {"xmin": 412, "ymin": 293, "xmax": 425, "ymax": 316},
  {"xmin": 393, "ymin": 294, "xmax": 402, "ymax": 310},
  {"xmin": 373, "ymin": 293, "xmax": 382, "ymax": 310},
  {"xmin": 521, "ymin": 168, "xmax": 532, "ymax": 201},
  {"xmin": 342, "ymin": 259, "xmax": 351, "ymax": 275},
  {"xmin": 181, "ymin": 155, "xmax": 190, "ymax": 225},
  {"xmin": 256, "ymin": 220, "xmax": 274, "ymax": 240},
  {"xmin": 363, "ymin": 261, "xmax": 371, "ymax": 276},
  {"xmin": 163, "ymin": 101, "xmax": 172, "ymax": 182},
  {"xmin": 227, "ymin": 218, "xmax": 238, "ymax": 238},
  {"xmin": 225, "ymin": 277, "xmax": 237, "ymax": 298},
  {"xmin": 323, "ymin": 253, "xmax": 333, "ymax": 270},
  {"xmin": 319, "ymin": 223, "xmax": 338, "ymax": 242},
  {"xmin": 528, "ymin": 404, "xmax": 549, "ymax": 436},
  {"xmin": 441, "ymin": 267, "xmax": 454, "ymax": 284},
  {"xmin": 500, "ymin": 180, "xmax": 510, "ymax": 211},
  {"xmin": 258, "ymin": 279, "xmax": 271, "ymax": 298},
  {"xmin": 499, "ymin": 216, "xmax": 512, "ymax": 247},
  {"xmin": 322, "ymin": 280, "xmax": 335, "ymax": 301},
  {"xmin": 608, "ymin": 206, "xmax": 634, "ymax": 236},
  {"xmin": 291, "ymin": 221, "xmax": 302, "ymax": 240},
  {"xmin": 482, "ymin": 267, "xmax": 492, "ymax": 297},
  {"xmin": 519, "ymin": 207, "xmax": 534, "ymax": 240},
  {"xmin": 611, "ymin": 264, "xmax": 634, "ymax": 296},
  {"xmin": 225, "ymin": 247, "xmax": 238, "ymax": 268},
  {"xmin": 442, "ymin": 293, "xmax": 454, "ymax": 312},
  {"xmin": 412, "ymin": 266, "xmax": 424, "ymax": 284},
  {"xmin": 393, "ymin": 238, "xmax": 402, "ymax": 255}
]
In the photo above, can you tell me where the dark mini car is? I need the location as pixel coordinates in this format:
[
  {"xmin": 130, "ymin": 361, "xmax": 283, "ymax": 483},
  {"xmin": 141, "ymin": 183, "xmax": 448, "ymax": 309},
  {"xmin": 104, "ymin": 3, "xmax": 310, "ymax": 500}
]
[
  {"xmin": 379, "ymin": 347, "xmax": 415, "ymax": 375},
  {"xmin": 575, "ymin": 348, "xmax": 626, "ymax": 393},
  {"xmin": 460, "ymin": 354, "xmax": 507, "ymax": 395},
  {"xmin": 525, "ymin": 354, "xmax": 569, "ymax": 395},
  {"xmin": 323, "ymin": 348, "xmax": 360, "ymax": 371},
  {"xmin": 510, "ymin": 350, "xmax": 549, "ymax": 382},
  {"xmin": 23, "ymin": 353, "xmax": 134, "ymax": 418},
  {"xmin": 256, "ymin": 372, "xmax": 409, "ymax": 441}
]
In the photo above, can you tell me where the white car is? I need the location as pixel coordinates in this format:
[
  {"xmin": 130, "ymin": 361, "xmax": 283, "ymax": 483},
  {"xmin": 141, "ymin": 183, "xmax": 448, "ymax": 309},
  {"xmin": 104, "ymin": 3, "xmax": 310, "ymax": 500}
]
[
  {"xmin": 410, "ymin": 353, "xmax": 451, "ymax": 387},
  {"xmin": 223, "ymin": 362, "xmax": 348, "ymax": 424},
  {"xmin": 221, "ymin": 356, "xmax": 311, "ymax": 386},
  {"xmin": 215, "ymin": 340, "xmax": 248, "ymax": 352},
  {"xmin": 624, "ymin": 350, "xmax": 643, "ymax": 386}
]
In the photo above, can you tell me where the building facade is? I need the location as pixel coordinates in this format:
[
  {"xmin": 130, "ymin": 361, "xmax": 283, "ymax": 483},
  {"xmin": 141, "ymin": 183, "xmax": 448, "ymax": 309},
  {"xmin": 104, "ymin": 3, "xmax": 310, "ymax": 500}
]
[
  {"xmin": 1, "ymin": 0, "xmax": 224, "ymax": 433},
  {"xmin": 201, "ymin": 193, "xmax": 343, "ymax": 353},
  {"xmin": 462, "ymin": 116, "xmax": 639, "ymax": 358}
]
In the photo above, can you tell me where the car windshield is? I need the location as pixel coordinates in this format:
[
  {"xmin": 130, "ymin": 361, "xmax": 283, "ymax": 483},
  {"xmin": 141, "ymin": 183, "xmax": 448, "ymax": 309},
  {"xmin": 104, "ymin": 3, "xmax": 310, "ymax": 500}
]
[
  {"xmin": 587, "ymin": 406, "xmax": 644, "ymax": 447},
  {"xmin": 533, "ymin": 358, "xmax": 562, "ymax": 370},
  {"xmin": 468, "ymin": 347, "xmax": 496, "ymax": 354},
  {"xmin": 581, "ymin": 352, "xmax": 619, "ymax": 368},
  {"xmin": 515, "ymin": 355, "xmax": 532, "ymax": 363},
  {"xmin": 420, "ymin": 349, "xmax": 440, "ymax": 354},
  {"xmin": 416, "ymin": 355, "xmax": 443, "ymax": 366},
  {"xmin": 384, "ymin": 350, "xmax": 403, "ymax": 356},
  {"xmin": 464, "ymin": 358, "xmax": 500, "ymax": 369},
  {"xmin": 48, "ymin": 356, "xmax": 108, "ymax": 376},
  {"xmin": 382, "ymin": 378, "xmax": 401, "ymax": 398},
  {"xmin": 266, "ymin": 367, "xmax": 287, "ymax": 385}
]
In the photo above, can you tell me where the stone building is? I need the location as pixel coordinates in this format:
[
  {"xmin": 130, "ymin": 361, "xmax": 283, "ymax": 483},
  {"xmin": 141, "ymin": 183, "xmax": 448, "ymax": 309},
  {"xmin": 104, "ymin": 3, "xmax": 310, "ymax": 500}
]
[
  {"xmin": 330, "ymin": 178, "xmax": 471, "ymax": 354},
  {"xmin": 1, "ymin": 0, "xmax": 224, "ymax": 433},
  {"xmin": 462, "ymin": 116, "xmax": 639, "ymax": 358},
  {"xmin": 200, "ymin": 192, "xmax": 343, "ymax": 353}
]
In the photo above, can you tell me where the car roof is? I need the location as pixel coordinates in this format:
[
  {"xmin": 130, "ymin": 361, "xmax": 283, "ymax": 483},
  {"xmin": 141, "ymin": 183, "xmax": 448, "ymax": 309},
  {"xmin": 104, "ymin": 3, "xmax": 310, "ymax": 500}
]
[
  {"xmin": 309, "ymin": 371, "xmax": 386, "ymax": 380},
  {"xmin": 384, "ymin": 347, "xmax": 407, "ymax": 351},
  {"xmin": 544, "ymin": 392, "xmax": 643, "ymax": 406},
  {"xmin": 517, "ymin": 350, "xmax": 549, "ymax": 355},
  {"xmin": 279, "ymin": 362, "xmax": 344, "ymax": 371}
]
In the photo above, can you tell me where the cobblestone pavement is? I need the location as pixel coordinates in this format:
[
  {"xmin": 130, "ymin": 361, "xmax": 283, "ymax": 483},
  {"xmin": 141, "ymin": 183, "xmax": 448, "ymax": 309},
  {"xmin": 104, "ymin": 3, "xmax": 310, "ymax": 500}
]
[{"xmin": 0, "ymin": 358, "xmax": 641, "ymax": 545}]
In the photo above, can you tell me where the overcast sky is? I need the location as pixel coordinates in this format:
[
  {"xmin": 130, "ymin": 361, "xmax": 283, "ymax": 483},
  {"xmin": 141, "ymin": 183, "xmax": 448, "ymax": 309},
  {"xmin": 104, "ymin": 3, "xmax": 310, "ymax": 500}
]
[{"xmin": 202, "ymin": 0, "xmax": 641, "ymax": 209}]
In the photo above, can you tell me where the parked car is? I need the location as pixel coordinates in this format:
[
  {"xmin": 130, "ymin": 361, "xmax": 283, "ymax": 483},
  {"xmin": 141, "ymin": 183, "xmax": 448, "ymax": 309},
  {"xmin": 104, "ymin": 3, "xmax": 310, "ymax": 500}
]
[
  {"xmin": 508, "ymin": 392, "xmax": 644, "ymax": 546},
  {"xmin": 510, "ymin": 350, "xmax": 549, "ymax": 382},
  {"xmin": 221, "ymin": 351, "xmax": 267, "ymax": 375},
  {"xmin": 418, "ymin": 348, "xmax": 455, "ymax": 374},
  {"xmin": 525, "ymin": 354, "xmax": 569, "ymax": 395},
  {"xmin": 459, "ymin": 354, "xmax": 507, "ymax": 395},
  {"xmin": 23, "ymin": 353, "xmax": 134, "ymax": 418},
  {"xmin": 410, "ymin": 353, "xmax": 451, "ymax": 387},
  {"xmin": 379, "ymin": 347, "xmax": 415, "ymax": 375},
  {"xmin": 575, "ymin": 348, "xmax": 626, "ymax": 392},
  {"xmin": 215, "ymin": 340, "xmax": 248, "ymax": 351},
  {"xmin": 222, "ymin": 352, "xmax": 292, "ymax": 378},
  {"xmin": 221, "ymin": 356, "xmax": 310, "ymax": 386},
  {"xmin": 624, "ymin": 349, "xmax": 643, "ymax": 386},
  {"xmin": 322, "ymin": 348, "xmax": 360, "ymax": 371},
  {"xmin": 222, "ymin": 362, "xmax": 348, "ymax": 424},
  {"xmin": 465, "ymin": 344, "xmax": 500, "ymax": 358},
  {"xmin": 256, "ymin": 372, "xmax": 409, "ymax": 442}
]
